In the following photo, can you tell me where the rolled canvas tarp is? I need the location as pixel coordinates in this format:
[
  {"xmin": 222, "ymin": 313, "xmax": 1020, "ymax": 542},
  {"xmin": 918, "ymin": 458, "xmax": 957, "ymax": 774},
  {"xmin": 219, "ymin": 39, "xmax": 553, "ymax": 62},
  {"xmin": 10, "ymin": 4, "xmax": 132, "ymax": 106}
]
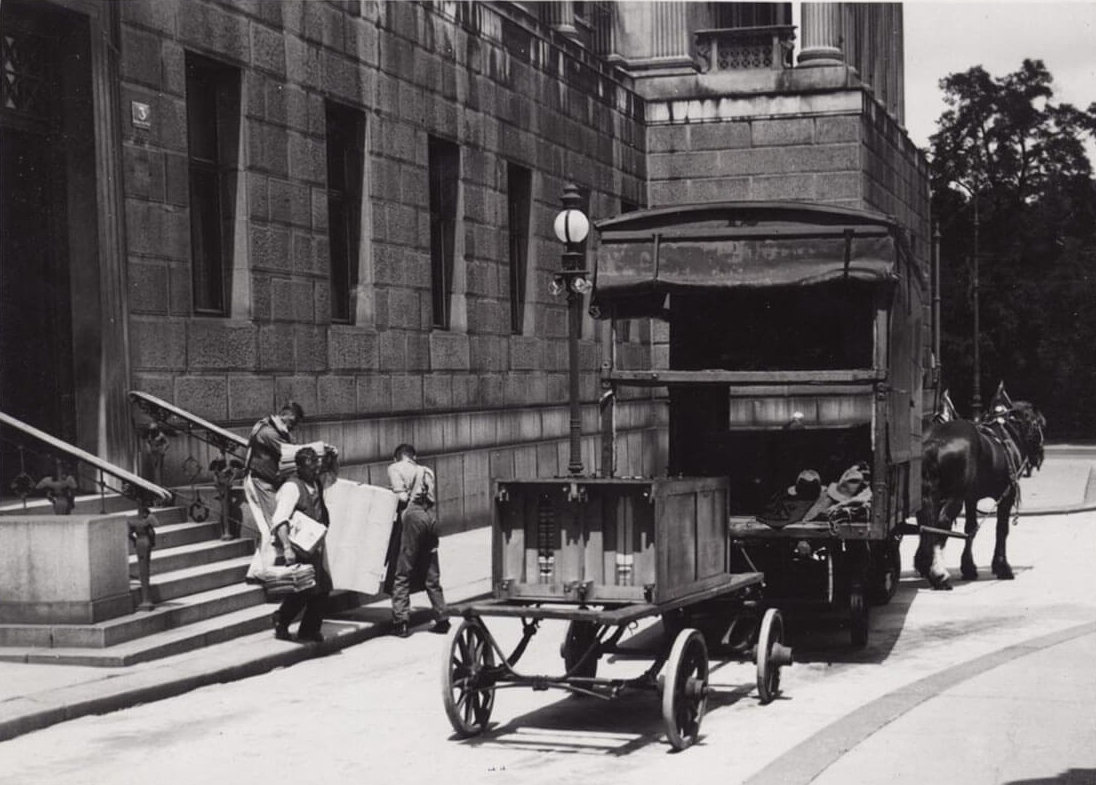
[{"xmin": 591, "ymin": 202, "xmax": 916, "ymax": 319}]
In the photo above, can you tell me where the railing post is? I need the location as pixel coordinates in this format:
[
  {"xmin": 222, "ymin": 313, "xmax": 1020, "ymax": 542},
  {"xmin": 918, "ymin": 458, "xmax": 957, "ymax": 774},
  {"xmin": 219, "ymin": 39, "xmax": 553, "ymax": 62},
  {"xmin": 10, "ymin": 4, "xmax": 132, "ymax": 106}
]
[
  {"xmin": 128, "ymin": 499, "xmax": 156, "ymax": 611},
  {"xmin": 211, "ymin": 450, "xmax": 243, "ymax": 540}
]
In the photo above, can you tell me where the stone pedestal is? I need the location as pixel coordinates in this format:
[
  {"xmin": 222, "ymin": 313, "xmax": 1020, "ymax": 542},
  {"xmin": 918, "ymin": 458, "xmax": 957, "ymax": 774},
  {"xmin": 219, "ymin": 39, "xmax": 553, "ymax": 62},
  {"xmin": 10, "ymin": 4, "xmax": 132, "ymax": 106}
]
[{"xmin": 0, "ymin": 514, "xmax": 132, "ymax": 624}]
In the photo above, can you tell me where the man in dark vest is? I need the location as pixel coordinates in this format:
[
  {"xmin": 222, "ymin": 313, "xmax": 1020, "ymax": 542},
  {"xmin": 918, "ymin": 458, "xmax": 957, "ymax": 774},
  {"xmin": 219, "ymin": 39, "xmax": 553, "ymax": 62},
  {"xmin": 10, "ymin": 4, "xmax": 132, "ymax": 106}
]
[{"xmin": 269, "ymin": 446, "xmax": 332, "ymax": 643}]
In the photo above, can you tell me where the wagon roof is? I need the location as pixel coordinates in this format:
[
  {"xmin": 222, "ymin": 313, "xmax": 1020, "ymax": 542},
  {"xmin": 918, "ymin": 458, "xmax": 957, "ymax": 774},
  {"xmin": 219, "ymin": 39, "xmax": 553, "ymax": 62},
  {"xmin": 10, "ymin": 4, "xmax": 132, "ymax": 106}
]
[{"xmin": 592, "ymin": 201, "xmax": 920, "ymax": 319}]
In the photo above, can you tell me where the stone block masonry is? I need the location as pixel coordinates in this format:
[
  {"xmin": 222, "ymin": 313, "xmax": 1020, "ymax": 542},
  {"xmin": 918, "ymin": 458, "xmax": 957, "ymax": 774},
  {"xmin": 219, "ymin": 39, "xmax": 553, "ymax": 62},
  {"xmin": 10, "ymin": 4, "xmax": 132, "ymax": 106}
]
[{"xmin": 117, "ymin": 0, "xmax": 652, "ymax": 532}]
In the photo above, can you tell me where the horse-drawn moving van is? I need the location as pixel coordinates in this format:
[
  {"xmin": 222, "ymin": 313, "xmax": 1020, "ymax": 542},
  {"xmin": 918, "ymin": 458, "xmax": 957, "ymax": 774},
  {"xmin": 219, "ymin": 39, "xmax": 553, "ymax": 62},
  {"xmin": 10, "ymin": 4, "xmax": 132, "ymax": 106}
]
[
  {"xmin": 593, "ymin": 202, "xmax": 928, "ymax": 647},
  {"xmin": 438, "ymin": 201, "xmax": 926, "ymax": 747}
]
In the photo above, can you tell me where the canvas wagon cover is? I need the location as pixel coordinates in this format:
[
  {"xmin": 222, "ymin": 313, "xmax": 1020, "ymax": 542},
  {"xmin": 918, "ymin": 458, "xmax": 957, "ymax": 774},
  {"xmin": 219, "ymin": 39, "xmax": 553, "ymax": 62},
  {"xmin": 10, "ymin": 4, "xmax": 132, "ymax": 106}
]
[{"xmin": 592, "ymin": 202, "xmax": 916, "ymax": 318}]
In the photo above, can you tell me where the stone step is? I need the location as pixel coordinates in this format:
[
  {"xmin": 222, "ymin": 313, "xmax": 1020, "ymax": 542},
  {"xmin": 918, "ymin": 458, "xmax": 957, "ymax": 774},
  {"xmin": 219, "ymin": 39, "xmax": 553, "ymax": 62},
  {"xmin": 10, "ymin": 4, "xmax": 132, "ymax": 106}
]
[
  {"xmin": 0, "ymin": 583, "xmax": 267, "ymax": 649},
  {"xmin": 0, "ymin": 603, "xmax": 278, "ymax": 667},
  {"xmin": 131, "ymin": 538, "xmax": 254, "ymax": 578},
  {"xmin": 130, "ymin": 519, "xmax": 226, "ymax": 551},
  {"xmin": 141, "ymin": 556, "xmax": 253, "ymax": 603},
  {"xmin": 0, "ymin": 590, "xmax": 373, "ymax": 667}
]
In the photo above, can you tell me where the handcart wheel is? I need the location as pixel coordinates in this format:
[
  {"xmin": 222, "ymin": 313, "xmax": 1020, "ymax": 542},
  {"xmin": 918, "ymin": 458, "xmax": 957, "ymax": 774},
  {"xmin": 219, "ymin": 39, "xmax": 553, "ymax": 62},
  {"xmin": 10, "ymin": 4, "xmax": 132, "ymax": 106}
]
[
  {"xmin": 561, "ymin": 620, "xmax": 599, "ymax": 678},
  {"xmin": 441, "ymin": 619, "xmax": 496, "ymax": 738},
  {"xmin": 661, "ymin": 628, "xmax": 709, "ymax": 751},
  {"xmin": 849, "ymin": 584, "xmax": 869, "ymax": 649},
  {"xmin": 756, "ymin": 608, "xmax": 786, "ymax": 705}
]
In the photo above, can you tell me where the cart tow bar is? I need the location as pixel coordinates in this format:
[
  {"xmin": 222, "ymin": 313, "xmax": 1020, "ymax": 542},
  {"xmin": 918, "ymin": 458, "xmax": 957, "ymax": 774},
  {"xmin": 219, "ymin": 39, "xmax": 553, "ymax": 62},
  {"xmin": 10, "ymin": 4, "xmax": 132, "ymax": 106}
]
[{"xmin": 919, "ymin": 524, "xmax": 970, "ymax": 540}]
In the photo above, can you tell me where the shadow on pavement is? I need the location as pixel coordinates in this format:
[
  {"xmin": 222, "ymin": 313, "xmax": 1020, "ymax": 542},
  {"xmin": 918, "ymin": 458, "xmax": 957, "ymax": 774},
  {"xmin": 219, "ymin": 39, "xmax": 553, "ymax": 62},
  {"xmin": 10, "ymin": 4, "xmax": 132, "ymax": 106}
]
[
  {"xmin": 1003, "ymin": 769, "xmax": 1096, "ymax": 785},
  {"xmin": 459, "ymin": 678, "xmax": 758, "ymax": 757},
  {"xmin": 778, "ymin": 578, "xmax": 919, "ymax": 665}
]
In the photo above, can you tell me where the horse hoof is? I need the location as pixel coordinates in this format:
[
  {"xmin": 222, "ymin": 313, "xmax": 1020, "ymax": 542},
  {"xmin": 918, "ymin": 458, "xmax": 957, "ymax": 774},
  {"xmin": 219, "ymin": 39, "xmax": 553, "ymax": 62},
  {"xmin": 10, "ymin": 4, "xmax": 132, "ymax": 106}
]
[
  {"xmin": 928, "ymin": 574, "xmax": 953, "ymax": 591},
  {"xmin": 993, "ymin": 567, "xmax": 1015, "ymax": 580},
  {"xmin": 961, "ymin": 567, "xmax": 978, "ymax": 581}
]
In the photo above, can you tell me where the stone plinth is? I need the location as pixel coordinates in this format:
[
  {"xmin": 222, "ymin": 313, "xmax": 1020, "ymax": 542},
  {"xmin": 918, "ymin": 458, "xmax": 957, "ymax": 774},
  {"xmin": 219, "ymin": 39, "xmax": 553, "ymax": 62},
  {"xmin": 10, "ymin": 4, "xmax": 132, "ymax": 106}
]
[{"xmin": 0, "ymin": 515, "xmax": 132, "ymax": 624}]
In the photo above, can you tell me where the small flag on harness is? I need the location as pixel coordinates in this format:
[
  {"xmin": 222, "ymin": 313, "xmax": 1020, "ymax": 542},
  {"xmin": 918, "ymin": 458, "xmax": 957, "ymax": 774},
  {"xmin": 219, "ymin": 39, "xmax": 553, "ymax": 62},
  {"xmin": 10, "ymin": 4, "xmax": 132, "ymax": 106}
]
[{"xmin": 936, "ymin": 389, "xmax": 959, "ymax": 422}]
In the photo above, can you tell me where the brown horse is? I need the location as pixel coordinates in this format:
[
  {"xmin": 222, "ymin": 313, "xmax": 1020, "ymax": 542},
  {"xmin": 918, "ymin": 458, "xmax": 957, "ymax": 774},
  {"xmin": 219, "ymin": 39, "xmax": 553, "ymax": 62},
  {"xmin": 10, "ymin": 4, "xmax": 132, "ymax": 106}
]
[{"xmin": 914, "ymin": 401, "xmax": 1046, "ymax": 590}]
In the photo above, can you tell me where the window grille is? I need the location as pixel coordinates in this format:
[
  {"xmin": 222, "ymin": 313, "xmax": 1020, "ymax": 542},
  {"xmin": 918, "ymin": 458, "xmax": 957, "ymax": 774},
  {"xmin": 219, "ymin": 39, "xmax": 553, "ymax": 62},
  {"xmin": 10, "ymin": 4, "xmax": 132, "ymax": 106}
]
[
  {"xmin": 507, "ymin": 163, "xmax": 532, "ymax": 334},
  {"xmin": 185, "ymin": 54, "xmax": 240, "ymax": 316},
  {"xmin": 325, "ymin": 102, "xmax": 365, "ymax": 324},
  {"xmin": 428, "ymin": 136, "xmax": 460, "ymax": 330}
]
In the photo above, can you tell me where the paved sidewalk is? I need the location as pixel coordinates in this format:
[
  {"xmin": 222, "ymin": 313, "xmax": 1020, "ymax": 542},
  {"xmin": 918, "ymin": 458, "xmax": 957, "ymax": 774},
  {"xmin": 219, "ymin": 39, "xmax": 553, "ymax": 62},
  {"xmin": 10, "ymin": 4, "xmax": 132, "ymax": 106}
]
[
  {"xmin": 0, "ymin": 449, "xmax": 1091, "ymax": 746},
  {"xmin": 750, "ymin": 621, "xmax": 1096, "ymax": 785},
  {"xmin": 0, "ymin": 526, "xmax": 492, "ymax": 742}
]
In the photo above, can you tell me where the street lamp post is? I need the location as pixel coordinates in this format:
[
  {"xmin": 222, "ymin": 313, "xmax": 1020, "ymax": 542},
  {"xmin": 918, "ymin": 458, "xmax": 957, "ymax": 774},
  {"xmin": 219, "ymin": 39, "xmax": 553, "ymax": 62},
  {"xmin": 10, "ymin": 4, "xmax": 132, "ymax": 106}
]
[
  {"xmin": 552, "ymin": 184, "xmax": 591, "ymax": 476},
  {"xmin": 951, "ymin": 180, "xmax": 982, "ymax": 420},
  {"xmin": 970, "ymin": 194, "xmax": 982, "ymax": 420}
]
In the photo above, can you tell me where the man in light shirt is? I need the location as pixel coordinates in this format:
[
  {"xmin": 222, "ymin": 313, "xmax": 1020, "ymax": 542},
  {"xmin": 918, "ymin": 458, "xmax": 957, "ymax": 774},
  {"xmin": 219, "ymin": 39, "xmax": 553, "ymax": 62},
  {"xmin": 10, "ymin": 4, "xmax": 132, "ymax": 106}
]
[{"xmin": 387, "ymin": 443, "xmax": 448, "ymax": 638}]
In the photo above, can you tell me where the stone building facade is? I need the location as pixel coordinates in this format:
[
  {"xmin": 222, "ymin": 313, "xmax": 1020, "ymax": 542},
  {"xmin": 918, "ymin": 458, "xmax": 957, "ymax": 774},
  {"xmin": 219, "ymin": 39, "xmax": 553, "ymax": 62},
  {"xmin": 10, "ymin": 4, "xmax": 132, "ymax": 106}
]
[{"xmin": 0, "ymin": 1, "xmax": 928, "ymax": 534}]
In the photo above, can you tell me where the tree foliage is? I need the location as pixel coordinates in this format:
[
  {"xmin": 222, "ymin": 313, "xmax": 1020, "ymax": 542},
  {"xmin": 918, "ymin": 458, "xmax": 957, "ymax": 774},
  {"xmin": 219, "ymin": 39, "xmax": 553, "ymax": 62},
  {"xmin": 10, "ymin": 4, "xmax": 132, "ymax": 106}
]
[{"xmin": 929, "ymin": 59, "xmax": 1096, "ymax": 438}]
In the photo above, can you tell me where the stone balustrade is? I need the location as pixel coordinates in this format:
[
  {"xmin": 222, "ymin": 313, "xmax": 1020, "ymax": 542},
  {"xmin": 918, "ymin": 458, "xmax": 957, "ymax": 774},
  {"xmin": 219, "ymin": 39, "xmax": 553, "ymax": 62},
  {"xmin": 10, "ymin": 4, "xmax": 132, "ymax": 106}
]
[{"xmin": 694, "ymin": 25, "xmax": 796, "ymax": 74}]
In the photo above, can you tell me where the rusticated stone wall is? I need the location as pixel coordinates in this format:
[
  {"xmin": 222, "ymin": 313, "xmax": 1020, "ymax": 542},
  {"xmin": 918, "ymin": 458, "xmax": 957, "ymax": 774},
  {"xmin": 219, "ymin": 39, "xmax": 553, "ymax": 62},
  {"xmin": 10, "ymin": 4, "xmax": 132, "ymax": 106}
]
[{"xmin": 118, "ymin": 1, "xmax": 658, "ymax": 531}]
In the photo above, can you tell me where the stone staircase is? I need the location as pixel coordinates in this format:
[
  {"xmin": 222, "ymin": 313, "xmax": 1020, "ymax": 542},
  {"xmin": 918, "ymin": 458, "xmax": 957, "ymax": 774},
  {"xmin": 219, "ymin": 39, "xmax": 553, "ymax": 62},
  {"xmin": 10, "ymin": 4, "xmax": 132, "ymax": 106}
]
[{"xmin": 0, "ymin": 497, "xmax": 280, "ymax": 667}]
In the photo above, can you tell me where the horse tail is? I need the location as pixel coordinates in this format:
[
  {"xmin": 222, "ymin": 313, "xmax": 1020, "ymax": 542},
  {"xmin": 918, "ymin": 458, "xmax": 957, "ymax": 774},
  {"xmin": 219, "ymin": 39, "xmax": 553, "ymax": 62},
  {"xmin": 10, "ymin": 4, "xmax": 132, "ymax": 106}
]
[
  {"xmin": 920, "ymin": 437, "xmax": 942, "ymax": 530},
  {"xmin": 914, "ymin": 436, "xmax": 942, "ymax": 577}
]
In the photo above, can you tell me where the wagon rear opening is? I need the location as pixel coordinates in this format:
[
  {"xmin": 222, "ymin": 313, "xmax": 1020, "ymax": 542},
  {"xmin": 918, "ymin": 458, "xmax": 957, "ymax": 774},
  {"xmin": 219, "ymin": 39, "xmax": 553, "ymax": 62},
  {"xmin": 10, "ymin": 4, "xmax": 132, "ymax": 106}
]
[{"xmin": 668, "ymin": 283, "xmax": 877, "ymax": 518}]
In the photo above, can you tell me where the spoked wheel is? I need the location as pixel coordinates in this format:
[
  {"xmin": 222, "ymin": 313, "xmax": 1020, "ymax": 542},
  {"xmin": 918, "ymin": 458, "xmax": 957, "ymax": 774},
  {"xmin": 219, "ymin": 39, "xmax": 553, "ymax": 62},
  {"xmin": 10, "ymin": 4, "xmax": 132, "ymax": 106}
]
[
  {"xmin": 868, "ymin": 541, "xmax": 901, "ymax": 606},
  {"xmin": 849, "ymin": 583, "xmax": 869, "ymax": 649},
  {"xmin": 560, "ymin": 620, "xmax": 599, "ymax": 679},
  {"xmin": 661, "ymin": 628, "xmax": 709, "ymax": 751},
  {"xmin": 755, "ymin": 608, "xmax": 786, "ymax": 705},
  {"xmin": 441, "ymin": 619, "xmax": 497, "ymax": 738}
]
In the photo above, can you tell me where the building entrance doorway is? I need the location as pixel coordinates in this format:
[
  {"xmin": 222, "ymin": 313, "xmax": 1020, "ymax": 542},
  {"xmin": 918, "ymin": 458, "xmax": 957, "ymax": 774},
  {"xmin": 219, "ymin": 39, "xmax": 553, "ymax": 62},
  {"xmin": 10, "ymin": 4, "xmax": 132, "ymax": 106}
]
[{"xmin": 0, "ymin": 2, "xmax": 97, "ymax": 487}]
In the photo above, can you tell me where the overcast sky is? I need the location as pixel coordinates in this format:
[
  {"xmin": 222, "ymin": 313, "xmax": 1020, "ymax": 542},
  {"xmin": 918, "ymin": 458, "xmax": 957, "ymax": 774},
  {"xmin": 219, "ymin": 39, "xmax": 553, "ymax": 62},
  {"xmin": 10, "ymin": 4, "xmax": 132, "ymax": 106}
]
[{"xmin": 902, "ymin": 1, "xmax": 1096, "ymax": 151}]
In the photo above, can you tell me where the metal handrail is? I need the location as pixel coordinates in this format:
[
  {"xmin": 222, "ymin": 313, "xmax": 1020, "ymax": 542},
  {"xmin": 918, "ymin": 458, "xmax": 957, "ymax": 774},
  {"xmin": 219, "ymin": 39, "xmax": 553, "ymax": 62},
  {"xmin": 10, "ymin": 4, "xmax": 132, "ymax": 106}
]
[
  {"xmin": 0, "ymin": 410, "xmax": 174, "ymax": 506},
  {"xmin": 128, "ymin": 391, "xmax": 248, "ymax": 457}
]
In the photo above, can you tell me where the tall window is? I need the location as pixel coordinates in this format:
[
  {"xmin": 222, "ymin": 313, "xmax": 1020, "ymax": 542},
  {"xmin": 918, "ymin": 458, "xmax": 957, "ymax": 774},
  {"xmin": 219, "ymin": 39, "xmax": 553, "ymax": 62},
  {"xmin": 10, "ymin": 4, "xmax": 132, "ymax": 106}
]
[
  {"xmin": 507, "ymin": 163, "xmax": 532, "ymax": 334},
  {"xmin": 428, "ymin": 136, "xmax": 459, "ymax": 330},
  {"xmin": 325, "ymin": 102, "xmax": 365, "ymax": 324},
  {"xmin": 185, "ymin": 53, "xmax": 240, "ymax": 316},
  {"xmin": 713, "ymin": 2, "xmax": 791, "ymax": 28}
]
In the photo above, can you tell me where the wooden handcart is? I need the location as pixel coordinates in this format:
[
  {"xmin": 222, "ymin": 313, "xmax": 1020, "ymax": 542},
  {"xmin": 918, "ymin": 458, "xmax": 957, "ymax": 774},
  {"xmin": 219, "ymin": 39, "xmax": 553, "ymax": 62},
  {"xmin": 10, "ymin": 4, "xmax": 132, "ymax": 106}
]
[{"xmin": 441, "ymin": 476, "xmax": 792, "ymax": 751}]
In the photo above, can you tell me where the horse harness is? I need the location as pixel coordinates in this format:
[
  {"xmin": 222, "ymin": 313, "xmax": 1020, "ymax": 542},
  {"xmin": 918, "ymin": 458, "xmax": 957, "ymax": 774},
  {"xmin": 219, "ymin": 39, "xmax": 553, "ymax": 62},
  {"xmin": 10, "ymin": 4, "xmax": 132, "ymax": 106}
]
[{"xmin": 976, "ymin": 413, "xmax": 1029, "ymax": 525}]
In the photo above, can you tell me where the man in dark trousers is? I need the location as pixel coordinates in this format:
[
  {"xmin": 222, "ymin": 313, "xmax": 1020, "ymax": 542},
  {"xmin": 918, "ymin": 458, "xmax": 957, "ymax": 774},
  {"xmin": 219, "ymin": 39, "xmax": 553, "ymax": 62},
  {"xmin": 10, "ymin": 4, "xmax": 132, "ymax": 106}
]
[
  {"xmin": 269, "ymin": 446, "xmax": 333, "ymax": 643},
  {"xmin": 387, "ymin": 443, "xmax": 448, "ymax": 638}
]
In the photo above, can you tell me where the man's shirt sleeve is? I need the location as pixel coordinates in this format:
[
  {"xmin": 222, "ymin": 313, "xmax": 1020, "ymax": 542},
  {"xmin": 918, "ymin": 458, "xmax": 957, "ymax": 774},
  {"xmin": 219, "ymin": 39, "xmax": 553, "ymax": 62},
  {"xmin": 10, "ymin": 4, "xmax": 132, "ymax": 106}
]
[{"xmin": 271, "ymin": 483, "xmax": 301, "ymax": 530}]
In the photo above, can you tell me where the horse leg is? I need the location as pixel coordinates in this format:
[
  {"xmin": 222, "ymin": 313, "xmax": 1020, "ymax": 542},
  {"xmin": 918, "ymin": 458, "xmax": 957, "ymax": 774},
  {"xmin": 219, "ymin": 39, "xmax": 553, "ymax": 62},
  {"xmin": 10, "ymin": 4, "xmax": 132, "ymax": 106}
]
[
  {"xmin": 960, "ymin": 499, "xmax": 980, "ymax": 580},
  {"xmin": 927, "ymin": 498, "xmax": 962, "ymax": 590},
  {"xmin": 914, "ymin": 506, "xmax": 933, "ymax": 578},
  {"xmin": 991, "ymin": 488, "xmax": 1016, "ymax": 579}
]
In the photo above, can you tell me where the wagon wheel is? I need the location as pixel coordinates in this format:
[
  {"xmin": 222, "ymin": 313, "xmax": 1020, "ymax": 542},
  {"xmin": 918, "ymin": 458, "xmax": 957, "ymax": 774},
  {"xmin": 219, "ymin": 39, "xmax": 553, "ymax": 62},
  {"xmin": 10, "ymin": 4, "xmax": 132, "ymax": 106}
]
[
  {"xmin": 661, "ymin": 628, "xmax": 709, "ymax": 751},
  {"xmin": 441, "ymin": 619, "xmax": 497, "ymax": 738},
  {"xmin": 848, "ymin": 583, "xmax": 869, "ymax": 649},
  {"xmin": 755, "ymin": 608, "xmax": 786, "ymax": 705},
  {"xmin": 560, "ymin": 620, "xmax": 599, "ymax": 679},
  {"xmin": 868, "ymin": 540, "xmax": 901, "ymax": 606}
]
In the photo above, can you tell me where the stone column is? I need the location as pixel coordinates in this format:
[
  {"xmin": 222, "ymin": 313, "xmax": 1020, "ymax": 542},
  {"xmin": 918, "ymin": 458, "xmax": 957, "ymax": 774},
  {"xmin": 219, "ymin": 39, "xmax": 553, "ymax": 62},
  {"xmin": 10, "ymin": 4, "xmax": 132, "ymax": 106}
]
[
  {"xmin": 798, "ymin": 2, "xmax": 845, "ymax": 67},
  {"xmin": 90, "ymin": 1, "xmax": 135, "ymax": 470},
  {"xmin": 547, "ymin": 1, "xmax": 579, "ymax": 40},
  {"xmin": 649, "ymin": 1, "xmax": 691, "ymax": 60}
]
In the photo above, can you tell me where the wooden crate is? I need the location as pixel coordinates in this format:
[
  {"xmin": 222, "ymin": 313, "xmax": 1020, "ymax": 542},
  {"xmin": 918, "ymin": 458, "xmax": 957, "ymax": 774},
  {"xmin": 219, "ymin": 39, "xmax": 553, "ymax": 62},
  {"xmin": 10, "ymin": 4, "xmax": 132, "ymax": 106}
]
[{"xmin": 492, "ymin": 476, "xmax": 729, "ymax": 606}]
